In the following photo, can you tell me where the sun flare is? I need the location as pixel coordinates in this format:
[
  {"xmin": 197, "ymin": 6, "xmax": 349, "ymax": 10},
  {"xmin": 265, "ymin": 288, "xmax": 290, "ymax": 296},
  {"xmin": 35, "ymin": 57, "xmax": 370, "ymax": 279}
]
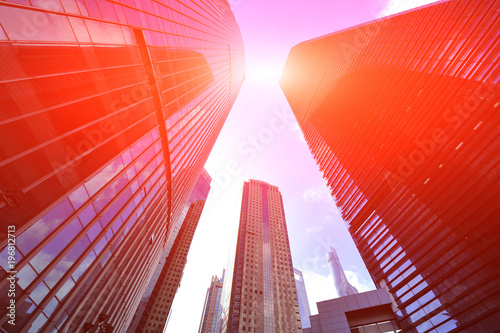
[{"xmin": 246, "ymin": 60, "xmax": 285, "ymax": 85}]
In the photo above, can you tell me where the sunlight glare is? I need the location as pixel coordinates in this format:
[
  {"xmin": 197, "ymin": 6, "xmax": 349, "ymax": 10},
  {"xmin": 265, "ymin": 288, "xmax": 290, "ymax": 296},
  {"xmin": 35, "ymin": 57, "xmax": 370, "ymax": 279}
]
[{"xmin": 246, "ymin": 60, "xmax": 284, "ymax": 85}]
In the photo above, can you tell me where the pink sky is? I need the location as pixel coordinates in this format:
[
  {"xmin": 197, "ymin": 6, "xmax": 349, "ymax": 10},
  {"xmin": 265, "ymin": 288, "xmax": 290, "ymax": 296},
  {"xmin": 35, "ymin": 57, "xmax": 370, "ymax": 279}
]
[{"xmin": 166, "ymin": 0, "xmax": 440, "ymax": 332}]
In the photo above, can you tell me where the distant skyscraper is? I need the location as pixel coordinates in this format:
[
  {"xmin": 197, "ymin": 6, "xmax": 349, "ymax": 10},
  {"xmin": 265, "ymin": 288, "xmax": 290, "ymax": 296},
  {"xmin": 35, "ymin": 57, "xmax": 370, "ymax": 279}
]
[
  {"xmin": 327, "ymin": 247, "xmax": 358, "ymax": 297},
  {"xmin": 294, "ymin": 268, "xmax": 312, "ymax": 329},
  {"xmin": 281, "ymin": 0, "xmax": 500, "ymax": 332},
  {"xmin": 199, "ymin": 271, "xmax": 225, "ymax": 333},
  {"xmin": 225, "ymin": 180, "xmax": 302, "ymax": 333},
  {"xmin": 0, "ymin": 1, "xmax": 244, "ymax": 331},
  {"xmin": 128, "ymin": 170, "xmax": 211, "ymax": 333}
]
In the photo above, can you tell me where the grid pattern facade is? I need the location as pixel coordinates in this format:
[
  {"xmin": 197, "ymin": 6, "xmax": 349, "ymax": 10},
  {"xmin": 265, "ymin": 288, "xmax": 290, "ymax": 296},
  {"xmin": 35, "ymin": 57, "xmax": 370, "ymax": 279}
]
[
  {"xmin": 198, "ymin": 273, "xmax": 224, "ymax": 333},
  {"xmin": 281, "ymin": 1, "xmax": 500, "ymax": 332},
  {"xmin": 0, "ymin": 0, "xmax": 244, "ymax": 332},
  {"xmin": 226, "ymin": 180, "xmax": 301, "ymax": 333}
]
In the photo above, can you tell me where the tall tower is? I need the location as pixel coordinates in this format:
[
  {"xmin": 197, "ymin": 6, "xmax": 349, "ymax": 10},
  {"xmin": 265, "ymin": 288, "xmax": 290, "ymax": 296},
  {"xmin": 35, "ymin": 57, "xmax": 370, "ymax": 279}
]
[
  {"xmin": 198, "ymin": 271, "xmax": 225, "ymax": 333},
  {"xmin": 226, "ymin": 180, "xmax": 302, "ymax": 333},
  {"xmin": 0, "ymin": 1, "xmax": 244, "ymax": 332},
  {"xmin": 281, "ymin": 0, "xmax": 500, "ymax": 331},
  {"xmin": 128, "ymin": 170, "xmax": 212, "ymax": 333},
  {"xmin": 294, "ymin": 268, "xmax": 312, "ymax": 329},
  {"xmin": 326, "ymin": 247, "xmax": 358, "ymax": 297}
]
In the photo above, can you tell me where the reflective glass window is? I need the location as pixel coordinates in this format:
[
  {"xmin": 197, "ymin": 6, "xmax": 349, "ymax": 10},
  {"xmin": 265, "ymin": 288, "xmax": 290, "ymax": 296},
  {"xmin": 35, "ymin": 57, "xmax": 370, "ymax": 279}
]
[
  {"xmin": 17, "ymin": 198, "xmax": 74, "ymax": 255},
  {"xmin": 68, "ymin": 185, "xmax": 90, "ymax": 211},
  {"xmin": 43, "ymin": 297, "xmax": 60, "ymax": 317},
  {"xmin": 72, "ymin": 250, "xmax": 96, "ymax": 282},
  {"xmin": 30, "ymin": 282, "xmax": 50, "ymax": 305},
  {"xmin": 78, "ymin": 204, "xmax": 97, "ymax": 227},
  {"xmin": 30, "ymin": 218, "xmax": 82, "ymax": 273},
  {"xmin": 0, "ymin": 6, "xmax": 76, "ymax": 42},
  {"xmin": 85, "ymin": 20, "xmax": 125, "ymax": 44},
  {"xmin": 87, "ymin": 221, "xmax": 102, "ymax": 242},
  {"xmin": 28, "ymin": 314, "xmax": 48, "ymax": 332},
  {"xmin": 85, "ymin": 158, "xmax": 124, "ymax": 197},
  {"xmin": 68, "ymin": 17, "xmax": 91, "ymax": 43},
  {"xmin": 44, "ymin": 236, "xmax": 90, "ymax": 288},
  {"xmin": 56, "ymin": 278, "xmax": 75, "ymax": 302},
  {"xmin": 17, "ymin": 264, "xmax": 38, "ymax": 289}
]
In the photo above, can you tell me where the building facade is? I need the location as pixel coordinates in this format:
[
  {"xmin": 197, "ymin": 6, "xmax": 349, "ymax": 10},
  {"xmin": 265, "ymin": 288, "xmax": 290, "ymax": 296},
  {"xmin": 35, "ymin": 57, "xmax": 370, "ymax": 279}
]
[
  {"xmin": 305, "ymin": 289, "xmax": 400, "ymax": 333},
  {"xmin": 198, "ymin": 271, "xmax": 225, "ymax": 333},
  {"xmin": 294, "ymin": 268, "xmax": 312, "ymax": 329},
  {"xmin": 281, "ymin": 1, "xmax": 500, "ymax": 332},
  {"xmin": 128, "ymin": 170, "xmax": 211, "ymax": 333},
  {"xmin": 327, "ymin": 247, "xmax": 358, "ymax": 297},
  {"xmin": 225, "ymin": 180, "xmax": 302, "ymax": 333},
  {"xmin": 0, "ymin": 0, "xmax": 244, "ymax": 331}
]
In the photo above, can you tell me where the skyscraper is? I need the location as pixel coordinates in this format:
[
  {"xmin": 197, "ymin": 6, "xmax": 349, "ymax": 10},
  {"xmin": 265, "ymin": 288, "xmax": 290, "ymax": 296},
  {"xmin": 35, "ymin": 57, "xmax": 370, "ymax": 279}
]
[
  {"xmin": 225, "ymin": 180, "xmax": 302, "ymax": 333},
  {"xmin": 0, "ymin": 1, "xmax": 244, "ymax": 331},
  {"xmin": 327, "ymin": 247, "xmax": 358, "ymax": 297},
  {"xmin": 128, "ymin": 170, "xmax": 212, "ymax": 333},
  {"xmin": 281, "ymin": 0, "xmax": 500, "ymax": 332},
  {"xmin": 199, "ymin": 271, "xmax": 225, "ymax": 333},
  {"xmin": 294, "ymin": 268, "xmax": 312, "ymax": 329}
]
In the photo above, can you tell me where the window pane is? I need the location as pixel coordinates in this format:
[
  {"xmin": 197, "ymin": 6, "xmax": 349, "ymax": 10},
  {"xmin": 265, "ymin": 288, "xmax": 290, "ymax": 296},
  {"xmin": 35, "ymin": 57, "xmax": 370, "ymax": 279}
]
[
  {"xmin": 30, "ymin": 282, "xmax": 49, "ymax": 305},
  {"xmin": 0, "ymin": 6, "xmax": 76, "ymax": 42},
  {"xmin": 17, "ymin": 264, "xmax": 38, "ymax": 290},
  {"xmin": 17, "ymin": 198, "xmax": 74, "ymax": 255},
  {"xmin": 30, "ymin": 218, "xmax": 82, "ymax": 272}
]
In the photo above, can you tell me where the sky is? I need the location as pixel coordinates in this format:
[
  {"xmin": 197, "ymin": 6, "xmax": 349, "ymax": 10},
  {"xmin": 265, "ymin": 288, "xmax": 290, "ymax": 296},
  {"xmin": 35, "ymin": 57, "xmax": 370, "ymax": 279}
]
[{"xmin": 166, "ymin": 0, "xmax": 440, "ymax": 331}]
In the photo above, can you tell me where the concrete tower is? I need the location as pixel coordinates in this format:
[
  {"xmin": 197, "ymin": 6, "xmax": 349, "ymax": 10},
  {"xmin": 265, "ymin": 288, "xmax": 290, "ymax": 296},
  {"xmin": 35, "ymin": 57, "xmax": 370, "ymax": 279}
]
[
  {"xmin": 327, "ymin": 247, "xmax": 358, "ymax": 297},
  {"xmin": 225, "ymin": 180, "xmax": 302, "ymax": 333}
]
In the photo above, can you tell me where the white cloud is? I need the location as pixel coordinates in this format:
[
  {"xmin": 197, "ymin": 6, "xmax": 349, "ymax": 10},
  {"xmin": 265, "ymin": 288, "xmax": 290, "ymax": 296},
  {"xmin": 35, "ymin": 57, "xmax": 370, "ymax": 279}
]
[
  {"xmin": 301, "ymin": 270, "xmax": 337, "ymax": 315},
  {"xmin": 306, "ymin": 225, "xmax": 324, "ymax": 233},
  {"xmin": 379, "ymin": 0, "xmax": 442, "ymax": 18},
  {"xmin": 302, "ymin": 185, "xmax": 331, "ymax": 202},
  {"xmin": 305, "ymin": 215, "xmax": 338, "ymax": 233},
  {"xmin": 324, "ymin": 215, "xmax": 334, "ymax": 221},
  {"xmin": 345, "ymin": 270, "xmax": 374, "ymax": 293}
]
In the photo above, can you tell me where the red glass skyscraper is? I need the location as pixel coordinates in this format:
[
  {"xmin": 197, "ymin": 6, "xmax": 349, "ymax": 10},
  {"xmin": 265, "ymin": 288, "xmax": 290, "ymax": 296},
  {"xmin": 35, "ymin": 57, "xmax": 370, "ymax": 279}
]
[
  {"xmin": 225, "ymin": 180, "xmax": 301, "ymax": 333},
  {"xmin": 0, "ymin": 0, "xmax": 244, "ymax": 331},
  {"xmin": 281, "ymin": 0, "xmax": 499, "ymax": 332}
]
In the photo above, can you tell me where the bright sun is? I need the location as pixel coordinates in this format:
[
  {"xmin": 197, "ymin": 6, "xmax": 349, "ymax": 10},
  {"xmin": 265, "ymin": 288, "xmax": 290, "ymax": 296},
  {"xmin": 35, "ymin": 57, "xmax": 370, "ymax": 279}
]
[{"xmin": 245, "ymin": 60, "xmax": 284, "ymax": 85}]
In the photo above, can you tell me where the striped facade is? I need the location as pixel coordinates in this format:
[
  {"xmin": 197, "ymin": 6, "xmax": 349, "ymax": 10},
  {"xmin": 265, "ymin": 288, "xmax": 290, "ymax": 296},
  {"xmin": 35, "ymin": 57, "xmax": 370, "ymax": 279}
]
[
  {"xmin": 0, "ymin": 0, "xmax": 244, "ymax": 332},
  {"xmin": 281, "ymin": 1, "xmax": 500, "ymax": 332}
]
